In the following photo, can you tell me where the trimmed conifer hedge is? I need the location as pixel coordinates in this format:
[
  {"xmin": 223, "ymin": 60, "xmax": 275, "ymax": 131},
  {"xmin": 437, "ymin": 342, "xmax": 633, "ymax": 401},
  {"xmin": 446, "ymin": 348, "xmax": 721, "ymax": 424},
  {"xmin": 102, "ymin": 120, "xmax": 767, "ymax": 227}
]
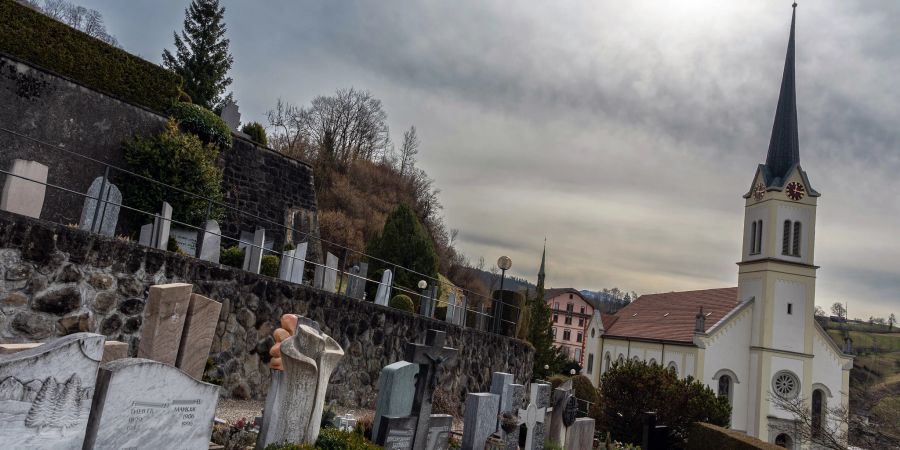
[{"xmin": 0, "ymin": 0, "xmax": 182, "ymax": 112}]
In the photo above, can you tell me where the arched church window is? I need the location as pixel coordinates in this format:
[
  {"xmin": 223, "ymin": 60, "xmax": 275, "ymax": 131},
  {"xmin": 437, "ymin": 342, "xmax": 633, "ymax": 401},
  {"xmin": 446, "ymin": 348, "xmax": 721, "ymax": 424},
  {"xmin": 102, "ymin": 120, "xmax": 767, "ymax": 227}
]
[
  {"xmin": 812, "ymin": 389, "xmax": 824, "ymax": 437},
  {"xmin": 648, "ymin": 358, "xmax": 657, "ymax": 366},
  {"xmin": 782, "ymin": 220, "xmax": 792, "ymax": 255},
  {"xmin": 750, "ymin": 221, "xmax": 757, "ymax": 254},
  {"xmin": 772, "ymin": 371, "xmax": 800, "ymax": 399},
  {"xmin": 632, "ymin": 355, "xmax": 640, "ymax": 362},
  {"xmin": 755, "ymin": 220, "xmax": 763, "ymax": 254},
  {"xmin": 591, "ymin": 328, "xmax": 595, "ymax": 338},
  {"xmin": 718, "ymin": 375, "xmax": 732, "ymax": 404},
  {"xmin": 667, "ymin": 361, "xmax": 678, "ymax": 376},
  {"xmin": 775, "ymin": 433, "xmax": 793, "ymax": 449},
  {"xmin": 604, "ymin": 352, "xmax": 611, "ymax": 371},
  {"xmin": 792, "ymin": 222, "xmax": 801, "ymax": 256},
  {"xmin": 617, "ymin": 354, "xmax": 625, "ymax": 364}
]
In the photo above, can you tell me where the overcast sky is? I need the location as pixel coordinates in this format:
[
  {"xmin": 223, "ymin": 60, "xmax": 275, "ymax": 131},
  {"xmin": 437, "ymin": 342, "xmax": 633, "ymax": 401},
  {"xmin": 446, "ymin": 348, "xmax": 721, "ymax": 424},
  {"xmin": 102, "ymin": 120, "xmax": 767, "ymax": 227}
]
[{"xmin": 80, "ymin": 0, "xmax": 898, "ymax": 319}]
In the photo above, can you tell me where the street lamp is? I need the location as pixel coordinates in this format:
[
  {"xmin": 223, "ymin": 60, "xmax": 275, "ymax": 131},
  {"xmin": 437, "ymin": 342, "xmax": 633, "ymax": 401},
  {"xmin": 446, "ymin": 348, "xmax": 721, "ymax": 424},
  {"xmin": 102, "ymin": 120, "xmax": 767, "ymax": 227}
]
[
  {"xmin": 418, "ymin": 280, "xmax": 428, "ymax": 316},
  {"xmin": 493, "ymin": 256, "xmax": 512, "ymax": 334}
]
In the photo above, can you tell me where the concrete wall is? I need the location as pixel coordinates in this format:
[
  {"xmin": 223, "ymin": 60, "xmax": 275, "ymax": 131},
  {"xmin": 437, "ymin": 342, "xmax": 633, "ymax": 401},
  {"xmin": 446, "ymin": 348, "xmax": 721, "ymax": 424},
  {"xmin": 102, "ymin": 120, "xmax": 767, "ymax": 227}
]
[{"xmin": 0, "ymin": 211, "xmax": 534, "ymax": 408}]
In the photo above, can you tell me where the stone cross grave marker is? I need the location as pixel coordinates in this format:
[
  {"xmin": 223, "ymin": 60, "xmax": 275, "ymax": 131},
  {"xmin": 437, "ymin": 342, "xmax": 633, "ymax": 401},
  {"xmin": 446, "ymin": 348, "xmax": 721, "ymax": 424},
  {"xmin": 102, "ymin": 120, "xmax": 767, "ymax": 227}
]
[
  {"xmin": 0, "ymin": 332, "xmax": 105, "ymax": 450},
  {"xmin": 151, "ymin": 201, "xmax": 173, "ymax": 250},
  {"xmin": 198, "ymin": 220, "xmax": 221, "ymax": 263},
  {"xmin": 0, "ymin": 159, "xmax": 48, "ymax": 219},
  {"xmin": 490, "ymin": 372, "xmax": 525, "ymax": 449},
  {"xmin": 345, "ymin": 262, "xmax": 368, "ymax": 300},
  {"xmin": 78, "ymin": 176, "xmax": 121, "ymax": 236},
  {"xmin": 322, "ymin": 252, "xmax": 339, "ymax": 293},
  {"xmin": 374, "ymin": 269, "xmax": 393, "ymax": 305},
  {"xmin": 373, "ymin": 361, "xmax": 418, "ymax": 442},
  {"xmin": 565, "ymin": 417, "xmax": 595, "ymax": 450},
  {"xmin": 518, "ymin": 383, "xmax": 551, "ymax": 450},
  {"xmin": 174, "ymin": 293, "xmax": 222, "ymax": 380},
  {"xmin": 137, "ymin": 283, "xmax": 193, "ymax": 365},
  {"xmin": 549, "ymin": 379, "xmax": 574, "ymax": 446},
  {"xmin": 257, "ymin": 317, "xmax": 345, "ymax": 446},
  {"xmin": 462, "ymin": 392, "xmax": 500, "ymax": 450},
  {"xmin": 243, "ymin": 228, "xmax": 265, "ymax": 274},
  {"xmin": 405, "ymin": 329, "xmax": 459, "ymax": 450},
  {"xmin": 82, "ymin": 358, "xmax": 220, "ymax": 449}
]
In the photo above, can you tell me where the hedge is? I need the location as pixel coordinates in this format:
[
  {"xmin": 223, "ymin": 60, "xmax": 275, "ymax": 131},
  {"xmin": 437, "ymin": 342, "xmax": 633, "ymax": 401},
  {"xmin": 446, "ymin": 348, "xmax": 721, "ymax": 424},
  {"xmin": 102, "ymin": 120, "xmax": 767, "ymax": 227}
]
[
  {"xmin": 0, "ymin": 0, "xmax": 182, "ymax": 112},
  {"xmin": 687, "ymin": 423, "xmax": 783, "ymax": 450}
]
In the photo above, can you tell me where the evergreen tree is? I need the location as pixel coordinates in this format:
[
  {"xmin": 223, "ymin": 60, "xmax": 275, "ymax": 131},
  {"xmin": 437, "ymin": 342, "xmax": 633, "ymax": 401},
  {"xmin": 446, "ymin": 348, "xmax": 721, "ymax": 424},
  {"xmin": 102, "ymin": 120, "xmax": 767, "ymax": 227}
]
[
  {"xmin": 56, "ymin": 374, "xmax": 83, "ymax": 430},
  {"xmin": 162, "ymin": 0, "xmax": 233, "ymax": 110},
  {"xmin": 527, "ymin": 242, "xmax": 567, "ymax": 379},
  {"xmin": 365, "ymin": 204, "xmax": 439, "ymax": 294},
  {"xmin": 25, "ymin": 377, "xmax": 59, "ymax": 431}
]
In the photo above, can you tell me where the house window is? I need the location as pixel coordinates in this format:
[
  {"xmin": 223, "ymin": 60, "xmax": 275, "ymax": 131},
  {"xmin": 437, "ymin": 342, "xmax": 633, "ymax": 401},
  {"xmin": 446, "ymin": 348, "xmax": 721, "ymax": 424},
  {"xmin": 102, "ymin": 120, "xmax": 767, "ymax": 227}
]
[
  {"xmin": 718, "ymin": 375, "xmax": 732, "ymax": 404},
  {"xmin": 587, "ymin": 354, "xmax": 594, "ymax": 374},
  {"xmin": 787, "ymin": 303, "xmax": 793, "ymax": 315},
  {"xmin": 580, "ymin": 306, "xmax": 585, "ymax": 314},
  {"xmin": 565, "ymin": 316, "xmax": 573, "ymax": 325},
  {"xmin": 563, "ymin": 330, "xmax": 571, "ymax": 341},
  {"xmin": 569, "ymin": 294, "xmax": 573, "ymax": 299},
  {"xmin": 553, "ymin": 314, "xmax": 558, "ymax": 323},
  {"xmin": 566, "ymin": 303, "xmax": 574, "ymax": 313},
  {"xmin": 576, "ymin": 332, "xmax": 582, "ymax": 343},
  {"xmin": 578, "ymin": 318, "xmax": 584, "ymax": 327},
  {"xmin": 554, "ymin": 302, "xmax": 559, "ymax": 311},
  {"xmin": 551, "ymin": 327, "xmax": 557, "ymax": 338},
  {"xmin": 574, "ymin": 348, "xmax": 581, "ymax": 362}
]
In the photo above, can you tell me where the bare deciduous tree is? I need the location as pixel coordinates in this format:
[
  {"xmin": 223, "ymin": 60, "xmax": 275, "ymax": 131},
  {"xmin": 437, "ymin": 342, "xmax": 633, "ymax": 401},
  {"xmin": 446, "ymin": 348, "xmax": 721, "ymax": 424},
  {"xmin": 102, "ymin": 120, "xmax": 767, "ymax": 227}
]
[
  {"xmin": 399, "ymin": 125, "xmax": 420, "ymax": 177},
  {"xmin": 27, "ymin": 0, "xmax": 119, "ymax": 46}
]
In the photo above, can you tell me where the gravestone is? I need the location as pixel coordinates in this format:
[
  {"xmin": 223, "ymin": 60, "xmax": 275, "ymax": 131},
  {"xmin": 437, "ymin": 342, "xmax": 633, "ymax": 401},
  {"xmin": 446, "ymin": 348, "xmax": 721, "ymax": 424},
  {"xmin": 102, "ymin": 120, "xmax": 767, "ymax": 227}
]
[
  {"xmin": 101, "ymin": 341, "xmax": 129, "ymax": 364},
  {"xmin": 518, "ymin": 383, "xmax": 551, "ymax": 450},
  {"xmin": 0, "ymin": 159, "xmax": 48, "ymax": 219},
  {"xmin": 374, "ymin": 269, "xmax": 393, "ymax": 306},
  {"xmin": 564, "ymin": 418, "xmax": 595, "ymax": 450},
  {"xmin": 242, "ymin": 228, "xmax": 265, "ymax": 273},
  {"xmin": 376, "ymin": 416, "xmax": 417, "ymax": 450},
  {"xmin": 425, "ymin": 414, "xmax": 453, "ymax": 450},
  {"xmin": 257, "ymin": 318, "xmax": 345, "ymax": 446},
  {"xmin": 405, "ymin": 329, "xmax": 459, "ymax": 450},
  {"xmin": 373, "ymin": 361, "xmax": 418, "ymax": 442},
  {"xmin": 175, "ymin": 293, "xmax": 222, "ymax": 380},
  {"xmin": 220, "ymin": 100, "xmax": 241, "ymax": 132},
  {"xmin": 445, "ymin": 292, "xmax": 457, "ymax": 324},
  {"xmin": 476, "ymin": 304, "xmax": 488, "ymax": 331},
  {"xmin": 139, "ymin": 223, "xmax": 153, "ymax": 246},
  {"xmin": 78, "ymin": 176, "xmax": 121, "ymax": 236},
  {"xmin": 0, "ymin": 332, "xmax": 104, "ymax": 450},
  {"xmin": 137, "ymin": 283, "xmax": 193, "ymax": 365},
  {"xmin": 151, "ymin": 202, "xmax": 173, "ymax": 250},
  {"xmin": 278, "ymin": 242, "xmax": 308, "ymax": 284},
  {"xmin": 457, "ymin": 295, "xmax": 468, "ymax": 326},
  {"xmin": 549, "ymin": 380, "xmax": 574, "ymax": 446},
  {"xmin": 322, "ymin": 252, "xmax": 339, "ymax": 293},
  {"xmin": 490, "ymin": 372, "xmax": 525, "ymax": 449},
  {"xmin": 82, "ymin": 358, "xmax": 220, "ymax": 449},
  {"xmin": 170, "ymin": 227, "xmax": 198, "ymax": 256},
  {"xmin": 419, "ymin": 286, "xmax": 436, "ymax": 318},
  {"xmin": 462, "ymin": 392, "xmax": 500, "ymax": 450},
  {"xmin": 198, "ymin": 220, "xmax": 221, "ymax": 263},
  {"xmin": 345, "ymin": 262, "xmax": 369, "ymax": 300}
]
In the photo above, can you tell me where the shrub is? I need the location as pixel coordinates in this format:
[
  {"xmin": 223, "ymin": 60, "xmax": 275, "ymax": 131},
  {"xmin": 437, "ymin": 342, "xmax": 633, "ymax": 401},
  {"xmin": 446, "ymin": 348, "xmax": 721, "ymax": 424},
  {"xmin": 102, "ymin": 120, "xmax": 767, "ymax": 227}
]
[
  {"xmin": 598, "ymin": 360, "xmax": 731, "ymax": 447},
  {"xmin": 121, "ymin": 120, "xmax": 224, "ymax": 226},
  {"xmin": 241, "ymin": 122, "xmax": 268, "ymax": 146},
  {"xmin": 0, "ymin": 0, "xmax": 181, "ymax": 112},
  {"xmin": 220, "ymin": 246, "xmax": 245, "ymax": 269},
  {"xmin": 169, "ymin": 102, "xmax": 233, "ymax": 149},
  {"xmin": 389, "ymin": 294, "xmax": 415, "ymax": 313},
  {"xmin": 491, "ymin": 289, "xmax": 525, "ymax": 337},
  {"xmin": 548, "ymin": 375, "xmax": 568, "ymax": 389},
  {"xmin": 167, "ymin": 235, "xmax": 181, "ymax": 253},
  {"xmin": 687, "ymin": 423, "xmax": 782, "ymax": 450},
  {"xmin": 365, "ymin": 204, "xmax": 439, "ymax": 296},
  {"xmin": 313, "ymin": 427, "xmax": 380, "ymax": 450},
  {"xmin": 571, "ymin": 374, "xmax": 598, "ymax": 405},
  {"xmin": 260, "ymin": 255, "xmax": 280, "ymax": 277}
]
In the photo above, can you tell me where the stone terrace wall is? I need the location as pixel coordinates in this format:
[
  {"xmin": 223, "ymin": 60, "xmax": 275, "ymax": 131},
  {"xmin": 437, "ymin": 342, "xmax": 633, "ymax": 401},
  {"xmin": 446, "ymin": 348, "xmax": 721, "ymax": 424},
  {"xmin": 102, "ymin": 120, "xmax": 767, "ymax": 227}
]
[
  {"xmin": 0, "ymin": 211, "xmax": 534, "ymax": 408},
  {"xmin": 0, "ymin": 54, "xmax": 319, "ymax": 256}
]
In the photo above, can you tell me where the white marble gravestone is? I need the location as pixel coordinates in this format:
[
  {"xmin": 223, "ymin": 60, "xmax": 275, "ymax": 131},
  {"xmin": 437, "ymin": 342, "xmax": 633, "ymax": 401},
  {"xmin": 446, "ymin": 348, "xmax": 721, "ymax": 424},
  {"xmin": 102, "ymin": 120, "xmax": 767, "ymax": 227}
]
[
  {"xmin": 278, "ymin": 242, "xmax": 308, "ymax": 284},
  {"xmin": 242, "ymin": 228, "xmax": 265, "ymax": 273},
  {"xmin": 518, "ymin": 383, "xmax": 551, "ymax": 450},
  {"xmin": 138, "ymin": 223, "xmax": 153, "ymax": 246},
  {"xmin": 83, "ymin": 358, "xmax": 219, "ymax": 449},
  {"xmin": 345, "ymin": 262, "xmax": 368, "ymax": 300},
  {"xmin": 199, "ymin": 220, "xmax": 220, "ymax": 263},
  {"xmin": 258, "ymin": 320, "xmax": 345, "ymax": 446},
  {"xmin": 170, "ymin": 227, "xmax": 198, "ymax": 256},
  {"xmin": 0, "ymin": 332, "xmax": 105, "ymax": 450},
  {"xmin": 374, "ymin": 269, "xmax": 393, "ymax": 306},
  {"xmin": 1, "ymin": 159, "xmax": 48, "ymax": 219},
  {"xmin": 322, "ymin": 252, "xmax": 339, "ymax": 293},
  {"xmin": 78, "ymin": 176, "xmax": 121, "ymax": 236},
  {"xmin": 151, "ymin": 202, "xmax": 173, "ymax": 250}
]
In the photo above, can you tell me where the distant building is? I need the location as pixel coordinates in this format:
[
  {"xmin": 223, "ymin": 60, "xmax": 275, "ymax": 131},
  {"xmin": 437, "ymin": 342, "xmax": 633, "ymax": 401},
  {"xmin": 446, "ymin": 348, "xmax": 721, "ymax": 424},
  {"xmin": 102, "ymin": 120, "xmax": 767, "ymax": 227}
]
[{"xmin": 545, "ymin": 288, "xmax": 594, "ymax": 365}]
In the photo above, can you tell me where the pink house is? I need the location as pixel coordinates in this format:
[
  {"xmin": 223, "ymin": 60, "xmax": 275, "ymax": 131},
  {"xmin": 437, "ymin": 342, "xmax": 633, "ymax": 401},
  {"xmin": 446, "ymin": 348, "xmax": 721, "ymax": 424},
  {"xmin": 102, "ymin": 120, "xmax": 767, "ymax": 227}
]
[{"xmin": 545, "ymin": 288, "xmax": 594, "ymax": 366}]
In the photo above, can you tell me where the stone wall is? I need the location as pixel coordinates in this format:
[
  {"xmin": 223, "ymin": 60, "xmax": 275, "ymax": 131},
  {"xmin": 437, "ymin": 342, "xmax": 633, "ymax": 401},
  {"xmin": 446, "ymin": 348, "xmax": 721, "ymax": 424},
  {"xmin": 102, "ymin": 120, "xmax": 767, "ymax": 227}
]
[
  {"xmin": 0, "ymin": 211, "xmax": 535, "ymax": 409},
  {"xmin": 0, "ymin": 54, "xmax": 319, "ymax": 257}
]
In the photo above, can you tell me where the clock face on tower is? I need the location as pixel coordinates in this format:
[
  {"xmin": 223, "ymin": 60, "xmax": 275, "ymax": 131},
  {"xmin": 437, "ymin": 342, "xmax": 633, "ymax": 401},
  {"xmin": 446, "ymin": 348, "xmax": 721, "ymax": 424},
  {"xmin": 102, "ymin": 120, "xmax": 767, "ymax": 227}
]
[
  {"xmin": 753, "ymin": 183, "xmax": 766, "ymax": 201},
  {"xmin": 785, "ymin": 181, "xmax": 805, "ymax": 201}
]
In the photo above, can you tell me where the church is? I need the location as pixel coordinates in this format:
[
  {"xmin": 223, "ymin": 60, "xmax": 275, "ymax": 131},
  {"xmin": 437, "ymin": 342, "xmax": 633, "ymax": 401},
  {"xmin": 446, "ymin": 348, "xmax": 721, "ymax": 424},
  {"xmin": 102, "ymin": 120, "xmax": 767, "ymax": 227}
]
[{"xmin": 580, "ymin": 5, "xmax": 853, "ymax": 448}]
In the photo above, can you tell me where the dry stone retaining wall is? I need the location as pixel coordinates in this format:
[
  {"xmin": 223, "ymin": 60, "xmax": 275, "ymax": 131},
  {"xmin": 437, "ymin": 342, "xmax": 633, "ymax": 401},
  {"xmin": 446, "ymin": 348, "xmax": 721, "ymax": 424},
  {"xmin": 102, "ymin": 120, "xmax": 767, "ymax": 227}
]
[{"xmin": 0, "ymin": 211, "xmax": 534, "ymax": 409}]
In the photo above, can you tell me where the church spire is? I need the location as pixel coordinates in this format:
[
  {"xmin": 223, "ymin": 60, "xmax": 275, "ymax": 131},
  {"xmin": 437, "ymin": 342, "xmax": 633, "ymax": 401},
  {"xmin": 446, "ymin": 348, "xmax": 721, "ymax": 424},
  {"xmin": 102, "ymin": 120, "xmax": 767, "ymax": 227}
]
[
  {"xmin": 764, "ymin": 3, "xmax": 800, "ymax": 182},
  {"xmin": 537, "ymin": 239, "xmax": 547, "ymax": 291}
]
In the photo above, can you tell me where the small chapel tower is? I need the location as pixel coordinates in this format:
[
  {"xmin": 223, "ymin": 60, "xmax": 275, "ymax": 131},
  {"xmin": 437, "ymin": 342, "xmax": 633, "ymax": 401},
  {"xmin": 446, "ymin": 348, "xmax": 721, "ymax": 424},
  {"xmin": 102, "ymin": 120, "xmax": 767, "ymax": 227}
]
[{"xmin": 737, "ymin": 4, "xmax": 822, "ymax": 440}]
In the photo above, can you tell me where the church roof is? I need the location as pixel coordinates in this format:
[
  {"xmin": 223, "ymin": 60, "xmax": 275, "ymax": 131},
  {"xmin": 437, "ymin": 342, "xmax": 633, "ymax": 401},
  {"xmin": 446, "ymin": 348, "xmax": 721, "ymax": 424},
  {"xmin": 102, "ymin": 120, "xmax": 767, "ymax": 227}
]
[
  {"xmin": 604, "ymin": 287, "xmax": 740, "ymax": 344},
  {"xmin": 764, "ymin": 4, "xmax": 800, "ymax": 185}
]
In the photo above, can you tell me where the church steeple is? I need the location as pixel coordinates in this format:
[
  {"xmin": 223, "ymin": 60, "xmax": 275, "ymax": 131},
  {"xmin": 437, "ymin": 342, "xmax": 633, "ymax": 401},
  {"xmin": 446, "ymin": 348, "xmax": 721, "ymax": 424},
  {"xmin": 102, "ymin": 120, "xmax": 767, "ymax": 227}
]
[
  {"xmin": 536, "ymin": 239, "xmax": 547, "ymax": 291},
  {"xmin": 764, "ymin": 3, "xmax": 800, "ymax": 183}
]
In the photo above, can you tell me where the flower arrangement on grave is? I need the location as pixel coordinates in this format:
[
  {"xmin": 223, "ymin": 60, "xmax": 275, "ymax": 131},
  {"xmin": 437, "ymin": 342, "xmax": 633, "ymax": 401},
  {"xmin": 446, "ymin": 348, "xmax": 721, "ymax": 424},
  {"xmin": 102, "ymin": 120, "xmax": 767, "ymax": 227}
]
[{"xmin": 499, "ymin": 411, "xmax": 520, "ymax": 433}]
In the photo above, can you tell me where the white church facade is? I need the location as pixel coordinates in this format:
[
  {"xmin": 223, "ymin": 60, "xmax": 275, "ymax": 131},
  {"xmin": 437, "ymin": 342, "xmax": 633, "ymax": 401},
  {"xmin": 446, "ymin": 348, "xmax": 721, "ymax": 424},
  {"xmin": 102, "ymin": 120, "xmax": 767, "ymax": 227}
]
[{"xmin": 582, "ymin": 6, "xmax": 853, "ymax": 448}]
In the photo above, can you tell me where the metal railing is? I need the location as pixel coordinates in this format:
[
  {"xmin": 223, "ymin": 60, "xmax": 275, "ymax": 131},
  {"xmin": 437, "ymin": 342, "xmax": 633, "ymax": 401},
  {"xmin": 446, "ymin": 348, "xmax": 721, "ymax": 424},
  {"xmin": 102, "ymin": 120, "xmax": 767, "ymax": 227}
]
[{"xmin": 0, "ymin": 126, "xmax": 521, "ymax": 335}]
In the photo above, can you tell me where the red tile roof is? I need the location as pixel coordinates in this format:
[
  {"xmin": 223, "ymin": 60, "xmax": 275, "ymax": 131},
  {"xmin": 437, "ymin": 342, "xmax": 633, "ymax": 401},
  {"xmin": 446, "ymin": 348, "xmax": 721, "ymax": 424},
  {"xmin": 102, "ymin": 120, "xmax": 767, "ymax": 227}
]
[
  {"xmin": 600, "ymin": 313, "xmax": 619, "ymax": 330},
  {"xmin": 604, "ymin": 287, "xmax": 740, "ymax": 344}
]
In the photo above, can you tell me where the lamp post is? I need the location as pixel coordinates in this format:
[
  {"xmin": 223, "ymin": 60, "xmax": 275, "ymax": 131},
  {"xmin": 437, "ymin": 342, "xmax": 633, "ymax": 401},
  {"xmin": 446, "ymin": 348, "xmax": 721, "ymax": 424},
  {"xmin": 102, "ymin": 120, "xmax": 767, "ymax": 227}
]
[
  {"xmin": 418, "ymin": 280, "xmax": 428, "ymax": 317},
  {"xmin": 493, "ymin": 256, "xmax": 512, "ymax": 334}
]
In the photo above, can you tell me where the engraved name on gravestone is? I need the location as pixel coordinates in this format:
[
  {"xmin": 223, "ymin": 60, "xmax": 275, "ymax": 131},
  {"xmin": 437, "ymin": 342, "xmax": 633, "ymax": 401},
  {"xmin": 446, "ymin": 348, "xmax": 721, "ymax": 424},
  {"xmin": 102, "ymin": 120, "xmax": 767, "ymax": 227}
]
[
  {"xmin": 82, "ymin": 359, "xmax": 220, "ymax": 449},
  {"xmin": 0, "ymin": 159, "xmax": 48, "ymax": 219},
  {"xmin": 171, "ymin": 227, "xmax": 199, "ymax": 256},
  {"xmin": 425, "ymin": 414, "xmax": 453, "ymax": 450},
  {"xmin": 0, "ymin": 333, "xmax": 104, "ymax": 450},
  {"xmin": 78, "ymin": 176, "xmax": 121, "ymax": 236}
]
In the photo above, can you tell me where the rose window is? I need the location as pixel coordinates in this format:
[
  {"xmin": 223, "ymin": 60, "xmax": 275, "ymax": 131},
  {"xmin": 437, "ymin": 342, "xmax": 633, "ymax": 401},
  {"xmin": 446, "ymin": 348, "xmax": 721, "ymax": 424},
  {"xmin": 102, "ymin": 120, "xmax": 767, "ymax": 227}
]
[{"xmin": 772, "ymin": 371, "xmax": 800, "ymax": 399}]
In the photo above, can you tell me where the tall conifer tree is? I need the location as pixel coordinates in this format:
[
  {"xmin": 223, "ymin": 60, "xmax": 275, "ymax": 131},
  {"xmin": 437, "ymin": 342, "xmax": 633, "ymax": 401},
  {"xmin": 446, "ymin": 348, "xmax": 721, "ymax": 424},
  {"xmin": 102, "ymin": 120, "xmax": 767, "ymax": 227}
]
[
  {"xmin": 163, "ymin": 0, "xmax": 233, "ymax": 110},
  {"xmin": 528, "ymin": 242, "xmax": 566, "ymax": 379}
]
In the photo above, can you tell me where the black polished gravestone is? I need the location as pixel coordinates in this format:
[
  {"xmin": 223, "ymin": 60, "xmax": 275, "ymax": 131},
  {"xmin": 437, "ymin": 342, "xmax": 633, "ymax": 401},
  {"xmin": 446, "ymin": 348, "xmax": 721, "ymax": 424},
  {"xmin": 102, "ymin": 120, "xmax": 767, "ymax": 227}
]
[
  {"xmin": 405, "ymin": 329, "xmax": 459, "ymax": 450},
  {"xmin": 376, "ymin": 416, "xmax": 417, "ymax": 450},
  {"xmin": 425, "ymin": 414, "xmax": 453, "ymax": 450}
]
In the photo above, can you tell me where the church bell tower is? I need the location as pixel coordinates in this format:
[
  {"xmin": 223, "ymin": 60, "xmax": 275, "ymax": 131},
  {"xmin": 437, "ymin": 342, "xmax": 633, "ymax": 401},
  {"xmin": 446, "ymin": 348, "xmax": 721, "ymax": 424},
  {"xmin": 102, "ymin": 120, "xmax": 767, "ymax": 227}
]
[{"xmin": 737, "ymin": 4, "xmax": 822, "ymax": 441}]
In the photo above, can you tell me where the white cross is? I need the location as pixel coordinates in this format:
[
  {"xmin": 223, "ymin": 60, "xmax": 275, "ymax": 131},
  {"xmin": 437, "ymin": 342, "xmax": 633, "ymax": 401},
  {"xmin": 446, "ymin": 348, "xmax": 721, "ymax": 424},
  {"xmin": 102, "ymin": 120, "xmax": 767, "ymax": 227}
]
[{"xmin": 518, "ymin": 384, "xmax": 549, "ymax": 450}]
